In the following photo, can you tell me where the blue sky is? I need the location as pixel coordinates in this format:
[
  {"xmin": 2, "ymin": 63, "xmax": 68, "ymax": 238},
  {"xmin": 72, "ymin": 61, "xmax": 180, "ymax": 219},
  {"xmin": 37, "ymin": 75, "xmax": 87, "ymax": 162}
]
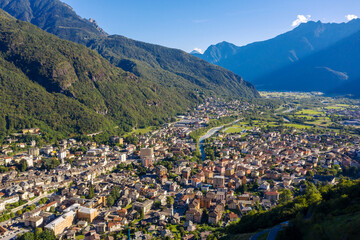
[{"xmin": 61, "ymin": 0, "xmax": 360, "ymax": 53}]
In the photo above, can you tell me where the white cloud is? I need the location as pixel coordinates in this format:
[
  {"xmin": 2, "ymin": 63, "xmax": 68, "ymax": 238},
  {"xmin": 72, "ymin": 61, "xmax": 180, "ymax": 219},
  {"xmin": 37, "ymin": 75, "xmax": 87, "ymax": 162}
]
[
  {"xmin": 346, "ymin": 14, "xmax": 358, "ymax": 21},
  {"xmin": 193, "ymin": 48, "xmax": 203, "ymax": 54},
  {"xmin": 292, "ymin": 15, "xmax": 311, "ymax": 27}
]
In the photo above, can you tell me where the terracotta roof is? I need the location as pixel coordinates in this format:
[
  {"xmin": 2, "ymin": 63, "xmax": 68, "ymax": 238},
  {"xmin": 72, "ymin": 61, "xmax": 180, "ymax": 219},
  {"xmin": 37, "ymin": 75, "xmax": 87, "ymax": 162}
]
[{"xmin": 265, "ymin": 191, "xmax": 279, "ymax": 196}]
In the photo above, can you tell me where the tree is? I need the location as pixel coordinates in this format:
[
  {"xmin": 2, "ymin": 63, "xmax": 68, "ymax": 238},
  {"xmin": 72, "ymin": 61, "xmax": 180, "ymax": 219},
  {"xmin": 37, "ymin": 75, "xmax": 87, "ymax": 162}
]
[
  {"xmin": 39, "ymin": 197, "xmax": 48, "ymax": 205},
  {"xmin": 38, "ymin": 230, "xmax": 56, "ymax": 240},
  {"xmin": 107, "ymin": 195, "xmax": 115, "ymax": 207},
  {"xmin": 17, "ymin": 232, "xmax": 34, "ymax": 240},
  {"xmin": 167, "ymin": 196, "xmax": 174, "ymax": 206},
  {"xmin": 154, "ymin": 201, "xmax": 161, "ymax": 209},
  {"xmin": 50, "ymin": 206, "xmax": 55, "ymax": 213},
  {"xmin": 125, "ymin": 135, "xmax": 139, "ymax": 145},
  {"xmin": 35, "ymin": 227, "xmax": 43, "ymax": 236},
  {"xmin": 88, "ymin": 184, "xmax": 95, "ymax": 199},
  {"xmin": 16, "ymin": 210, "xmax": 22, "ymax": 216},
  {"xmin": 279, "ymin": 189, "xmax": 293, "ymax": 204},
  {"xmin": 20, "ymin": 159, "xmax": 27, "ymax": 172},
  {"xmin": 179, "ymin": 227, "xmax": 185, "ymax": 237}
]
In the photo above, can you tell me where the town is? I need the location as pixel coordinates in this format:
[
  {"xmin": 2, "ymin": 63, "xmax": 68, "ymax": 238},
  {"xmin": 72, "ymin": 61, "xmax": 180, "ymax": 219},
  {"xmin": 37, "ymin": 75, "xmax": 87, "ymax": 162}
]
[{"xmin": 0, "ymin": 95, "xmax": 359, "ymax": 240}]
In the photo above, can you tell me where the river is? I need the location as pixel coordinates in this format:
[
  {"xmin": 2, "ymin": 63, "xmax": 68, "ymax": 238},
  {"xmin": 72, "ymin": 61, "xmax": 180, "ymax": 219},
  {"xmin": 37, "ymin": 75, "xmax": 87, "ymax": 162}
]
[
  {"xmin": 199, "ymin": 126, "xmax": 224, "ymax": 160},
  {"xmin": 198, "ymin": 119, "xmax": 241, "ymax": 160}
]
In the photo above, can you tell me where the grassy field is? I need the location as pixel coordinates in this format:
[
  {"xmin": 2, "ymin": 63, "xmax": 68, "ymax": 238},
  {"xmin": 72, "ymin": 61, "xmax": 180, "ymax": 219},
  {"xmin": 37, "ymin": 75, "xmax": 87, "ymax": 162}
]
[
  {"xmin": 284, "ymin": 123, "xmax": 312, "ymax": 129},
  {"xmin": 260, "ymin": 91, "xmax": 317, "ymax": 99},
  {"xmin": 296, "ymin": 114, "xmax": 316, "ymax": 120},
  {"xmin": 224, "ymin": 120, "xmax": 281, "ymax": 134},
  {"xmin": 325, "ymin": 106, "xmax": 344, "ymax": 110},
  {"xmin": 225, "ymin": 126, "xmax": 244, "ymax": 133},
  {"xmin": 124, "ymin": 126, "xmax": 156, "ymax": 137},
  {"xmin": 296, "ymin": 109, "xmax": 324, "ymax": 116},
  {"xmin": 307, "ymin": 118, "xmax": 332, "ymax": 127}
]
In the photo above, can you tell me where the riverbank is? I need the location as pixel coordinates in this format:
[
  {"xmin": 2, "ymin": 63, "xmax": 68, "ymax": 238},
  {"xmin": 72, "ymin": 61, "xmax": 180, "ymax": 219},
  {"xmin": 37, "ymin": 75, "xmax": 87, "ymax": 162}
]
[{"xmin": 198, "ymin": 119, "xmax": 241, "ymax": 160}]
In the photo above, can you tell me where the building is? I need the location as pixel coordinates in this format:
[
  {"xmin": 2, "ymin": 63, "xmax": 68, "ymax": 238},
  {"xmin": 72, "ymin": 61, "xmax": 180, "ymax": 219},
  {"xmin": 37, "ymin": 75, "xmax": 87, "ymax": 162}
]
[
  {"xmin": 66, "ymin": 204, "xmax": 98, "ymax": 223},
  {"xmin": 120, "ymin": 153, "xmax": 127, "ymax": 162},
  {"xmin": 28, "ymin": 148, "xmax": 40, "ymax": 157},
  {"xmin": 208, "ymin": 205, "xmax": 224, "ymax": 225},
  {"xmin": 155, "ymin": 165, "xmax": 167, "ymax": 176},
  {"xmin": 111, "ymin": 137, "xmax": 124, "ymax": 145},
  {"xmin": 108, "ymin": 221, "xmax": 122, "ymax": 232},
  {"xmin": 229, "ymin": 212, "xmax": 239, "ymax": 222},
  {"xmin": 140, "ymin": 148, "xmax": 154, "ymax": 159},
  {"xmin": 77, "ymin": 206, "xmax": 98, "ymax": 222},
  {"xmin": 213, "ymin": 176, "xmax": 225, "ymax": 188},
  {"xmin": 182, "ymin": 168, "xmax": 191, "ymax": 179},
  {"xmin": 44, "ymin": 204, "xmax": 98, "ymax": 235},
  {"xmin": 45, "ymin": 210, "xmax": 76, "ymax": 235},
  {"xmin": 41, "ymin": 201, "xmax": 58, "ymax": 212},
  {"xmin": 58, "ymin": 151, "xmax": 67, "ymax": 160},
  {"xmin": 141, "ymin": 157, "xmax": 153, "ymax": 168},
  {"xmin": 264, "ymin": 191, "xmax": 280, "ymax": 202},
  {"xmin": 24, "ymin": 157, "xmax": 34, "ymax": 168},
  {"xmin": 140, "ymin": 148, "xmax": 154, "ymax": 168},
  {"xmin": 84, "ymin": 231, "xmax": 101, "ymax": 240},
  {"xmin": 225, "ymin": 168, "xmax": 235, "ymax": 177},
  {"xmin": 200, "ymin": 198, "xmax": 211, "ymax": 209},
  {"xmin": 132, "ymin": 200, "xmax": 153, "ymax": 215},
  {"xmin": 24, "ymin": 216, "xmax": 43, "ymax": 228},
  {"xmin": 185, "ymin": 208, "xmax": 202, "ymax": 223},
  {"xmin": 96, "ymin": 223, "xmax": 107, "ymax": 233}
]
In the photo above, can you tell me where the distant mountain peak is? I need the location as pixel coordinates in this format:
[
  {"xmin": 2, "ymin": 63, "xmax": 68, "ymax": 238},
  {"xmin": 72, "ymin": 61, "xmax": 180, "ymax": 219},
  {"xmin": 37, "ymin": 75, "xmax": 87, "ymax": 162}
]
[
  {"xmin": 190, "ymin": 49, "xmax": 203, "ymax": 55},
  {"xmin": 192, "ymin": 18, "xmax": 360, "ymax": 88}
]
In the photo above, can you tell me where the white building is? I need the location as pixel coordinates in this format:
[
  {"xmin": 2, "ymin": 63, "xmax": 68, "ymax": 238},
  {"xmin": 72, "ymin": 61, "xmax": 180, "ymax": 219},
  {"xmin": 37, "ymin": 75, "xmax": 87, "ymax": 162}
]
[{"xmin": 120, "ymin": 153, "xmax": 127, "ymax": 162}]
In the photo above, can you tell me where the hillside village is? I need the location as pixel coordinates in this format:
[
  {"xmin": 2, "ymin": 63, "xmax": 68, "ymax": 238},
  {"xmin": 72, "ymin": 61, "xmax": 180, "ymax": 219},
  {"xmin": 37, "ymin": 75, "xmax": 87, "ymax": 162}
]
[{"xmin": 0, "ymin": 98, "xmax": 359, "ymax": 240}]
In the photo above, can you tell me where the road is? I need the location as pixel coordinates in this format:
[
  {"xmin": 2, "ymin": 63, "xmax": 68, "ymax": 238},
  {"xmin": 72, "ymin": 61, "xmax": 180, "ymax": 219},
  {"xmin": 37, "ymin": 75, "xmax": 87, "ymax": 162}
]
[
  {"xmin": 283, "ymin": 117, "xmax": 290, "ymax": 122},
  {"xmin": 267, "ymin": 225, "xmax": 282, "ymax": 240},
  {"xmin": 0, "ymin": 228, "xmax": 28, "ymax": 240},
  {"xmin": 145, "ymin": 130, "xmax": 159, "ymax": 144},
  {"xmin": 249, "ymin": 224, "xmax": 282, "ymax": 240},
  {"xmin": 249, "ymin": 229, "xmax": 270, "ymax": 240},
  {"xmin": 282, "ymin": 107, "xmax": 295, "ymax": 113},
  {"xmin": 11, "ymin": 192, "xmax": 53, "ymax": 213}
]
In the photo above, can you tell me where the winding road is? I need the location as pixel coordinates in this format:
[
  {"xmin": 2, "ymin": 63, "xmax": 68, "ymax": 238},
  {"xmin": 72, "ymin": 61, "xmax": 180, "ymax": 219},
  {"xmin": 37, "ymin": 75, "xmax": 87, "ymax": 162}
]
[{"xmin": 249, "ymin": 224, "xmax": 283, "ymax": 240}]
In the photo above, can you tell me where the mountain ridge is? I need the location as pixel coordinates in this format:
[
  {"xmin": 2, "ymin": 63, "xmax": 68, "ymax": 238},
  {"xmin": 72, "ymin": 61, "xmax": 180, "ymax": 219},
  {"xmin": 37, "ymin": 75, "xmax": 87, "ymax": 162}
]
[
  {"xmin": 254, "ymin": 28, "xmax": 360, "ymax": 94},
  {"xmin": 0, "ymin": 9, "xmax": 198, "ymax": 140},
  {"xmin": 0, "ymin": 0, "xmax": 259, "ymax": 100},
  {"xmin": 192, "ymin": 19, "xmax": 360, "ymax": 93},
  {"xmin": 0, "ymin": 0, "xmax": 259, "ymax": 139}
]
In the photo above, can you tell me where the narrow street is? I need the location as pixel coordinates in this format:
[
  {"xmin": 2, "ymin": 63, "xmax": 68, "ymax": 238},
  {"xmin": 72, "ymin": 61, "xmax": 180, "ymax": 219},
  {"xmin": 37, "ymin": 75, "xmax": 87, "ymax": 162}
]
[{"xmin": 11, "ymin": 192, "xmax": 54, "ymax": 213}]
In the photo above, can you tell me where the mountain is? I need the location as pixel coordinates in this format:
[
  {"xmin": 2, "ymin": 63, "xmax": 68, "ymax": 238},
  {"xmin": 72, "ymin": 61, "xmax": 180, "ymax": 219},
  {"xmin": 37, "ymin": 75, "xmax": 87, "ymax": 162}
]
[
  {"xmin": 190, "ymin": 49, "xmax": 202, "ymax": 55},
  {"xmin": 0, "ymin": 0, "xmax": 107, "ymax": 44},
  {"xmin": 198, "ymin": 41, "xmax": 239, "ymax": 65},
  {"xmin": 0, "ymin": 0, "xmax": 259, "ymax": 101},
  {"xmin": 254, "ymin": 29, "xmax": 360, "ymax": 93},
  {"xmin": 192, "ymin": 20, "xmax": 360, "ymax": 92},
  {"xmin": 0, "ymin": 10, "xmax": 207, "ymax": 141}
]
